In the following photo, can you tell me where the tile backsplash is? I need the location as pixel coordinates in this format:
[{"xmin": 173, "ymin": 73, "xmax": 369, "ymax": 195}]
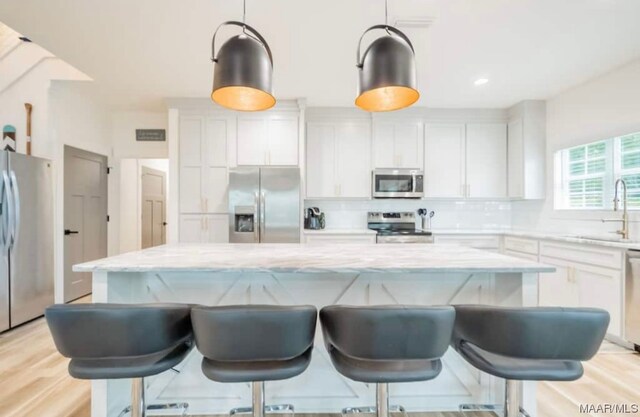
[{"xmin": 304, "ymin": 200, "xmax": 512, "ymax": 230}]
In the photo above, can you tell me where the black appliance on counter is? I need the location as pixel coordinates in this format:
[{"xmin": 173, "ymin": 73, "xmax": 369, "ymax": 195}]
[{"xmin": 304, "ymin": 207, "xmax": 326, "ymax": 230}]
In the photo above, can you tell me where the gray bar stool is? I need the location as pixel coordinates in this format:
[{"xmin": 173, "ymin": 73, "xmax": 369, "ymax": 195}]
[
  {"xmin": 45, "ymin": 303, "xmax": 194, "ymax": 417},
  {"xmin": 191, "ymin": 304, "xmax": 317, "ymax": 417},
  {"xmin": 451, "ymin": 305, "xmax": 610, "ymax": 417},
  {"xmin": 320, "ymin": 305, "xmax": 456, "ymax": 417}
]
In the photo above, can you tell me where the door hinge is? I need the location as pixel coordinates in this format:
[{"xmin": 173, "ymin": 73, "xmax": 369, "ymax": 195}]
[
  {"xmin": 107, "ymin": 167, "xmax": 112, "ymax": 174},
  {"xmin": 107, "ymin": 215, "xmax": 110, "ymax": 222}
]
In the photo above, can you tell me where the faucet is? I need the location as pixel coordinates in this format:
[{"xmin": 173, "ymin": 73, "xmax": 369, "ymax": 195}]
[{"xmin": 602, "ymin": 178, "xmax": 629, "ymax": 240}]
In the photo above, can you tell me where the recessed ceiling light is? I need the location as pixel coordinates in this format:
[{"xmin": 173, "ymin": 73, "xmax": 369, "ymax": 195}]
[{"xmin": 474, "ymin": 78, "xmax": 489, "ymax": 86}]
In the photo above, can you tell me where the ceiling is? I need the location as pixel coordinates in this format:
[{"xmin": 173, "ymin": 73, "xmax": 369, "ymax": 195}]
[{"xmin": 1, "ymin": 0, "xmax": 640, "ymax": 111}]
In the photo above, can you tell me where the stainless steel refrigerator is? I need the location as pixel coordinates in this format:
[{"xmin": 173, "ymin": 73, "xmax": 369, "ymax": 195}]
[
  {"xmin": 0, "ymin": 152, "xmax": 53, "ymax": 332},
  {"xmin": 229, "ymin": 167, "xmax": 300, "ymax": 243}
]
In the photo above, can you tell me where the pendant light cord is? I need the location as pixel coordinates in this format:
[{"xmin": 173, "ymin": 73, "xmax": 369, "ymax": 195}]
[
  {"xmin": 242, "ymin": 0, "xmax": 247, "ymax": 34},
  {"xmin": 384, "ymin": 0, "xmax": 392, "ymax": 35},
  {"xmin": 385, "ymin": 0, "xmax": 388, "ymax": 26}
]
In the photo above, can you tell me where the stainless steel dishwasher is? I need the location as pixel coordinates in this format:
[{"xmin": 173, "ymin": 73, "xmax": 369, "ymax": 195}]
[{"xmin": 625, "ymin": 250, "xmax": 640, "ymax": 350}]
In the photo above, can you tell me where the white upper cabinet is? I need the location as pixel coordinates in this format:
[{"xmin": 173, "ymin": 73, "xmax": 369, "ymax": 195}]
[
  {"xmin": 372, "ymin": 121, "xmax": 424, "ymax": 169},
  {"xmin": 237, "ymin": 118, "xmax": 267, "ymax": 166},
  {"xmin": 237, "ymin": 115, "xmax": 298, "ymax": 166},
  {"xmin": 424, "ymin": 124, "xmax": 466, "ymax": 198},
  {"xmin": 336, "ymin": 123, "xmax": 371, "ymax": 198},
  {"xmin": 306, "ymin": 121, "xmax": 371, "ymax": 198},
  {"xmin": 507, "ymin": 100, "xmax": 546, "ymax": 199},
  {"xmin": 179, "ymin": 115, "xmax": 230, "ymax": 214},
  {"xmin": 466, "ymin": 123, "xmax": 507, "ymax": 198}
]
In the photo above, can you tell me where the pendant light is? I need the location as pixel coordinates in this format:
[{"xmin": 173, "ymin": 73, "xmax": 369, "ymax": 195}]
[
  {"xmin": 211, "ymin": 0, "xmax": 275, "ymax": 111},
  {"xmin": 355, "ymin": 0, "xmax": 419, "ymax": 112}
]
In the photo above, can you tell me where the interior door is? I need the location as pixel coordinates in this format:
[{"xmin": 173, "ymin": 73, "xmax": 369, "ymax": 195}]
[
  {"xmin": 141, "ymin": 166, "xmax": 166, "ymax": 249},
  {"xmin": 8, "ymin": 153, "xmax": 54, "ymax": 326},
  {"xmin": 64, "ymin": 146, "xmax": 108, "ymax": 302}
]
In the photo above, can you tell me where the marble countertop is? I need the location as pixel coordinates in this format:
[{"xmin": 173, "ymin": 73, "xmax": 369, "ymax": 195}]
[{"xmin": 73, "ymin": 243, "xmax": 554, "ymax": 273}]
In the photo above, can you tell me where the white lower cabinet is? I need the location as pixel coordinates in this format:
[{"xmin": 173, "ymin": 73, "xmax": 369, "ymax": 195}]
[
  {"xmin": 434, "ymin": 234, "xmax": 502, "ymax": 251},
  {"xmin": 179, "ymin": 215, "xmax": 229, "ymax": 243},
  {"xmin": 539, "ymin": 252, "xmax": 622, "ymax": 337}
]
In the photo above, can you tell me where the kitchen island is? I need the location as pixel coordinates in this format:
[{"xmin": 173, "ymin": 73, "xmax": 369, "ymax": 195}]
[{"xmin": 75, "ymin": 243, "xmax": 554, "ymax": 417}]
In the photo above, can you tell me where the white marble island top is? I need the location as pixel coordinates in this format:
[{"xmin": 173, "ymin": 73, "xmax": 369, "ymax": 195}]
[{"xmin": 74, "ymin": 243, "xmax": 554, "ymax": 273}]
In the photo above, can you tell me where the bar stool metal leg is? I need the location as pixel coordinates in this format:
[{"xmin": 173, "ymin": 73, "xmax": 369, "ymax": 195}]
[
  {"xmin": 341, "ymin": 383, "xmax": 406, "ymax": 417},
  {"xmin": 131, "ymin": 378, "xmax": 146, "ymax": 417},
  {"xmin": 230, "ymin": 381, "xmax": 295, "ymax": 417},
  {"xmin": 376, "ymin": 383, "xmax": 389, "ymax": 417},
  {"xmin": 117, "ymin": 377, "xmax": 189, "ymax": 417},
  {"xmin": 504, "ymin": 379, "xmax": 521, "ymax": 417}
]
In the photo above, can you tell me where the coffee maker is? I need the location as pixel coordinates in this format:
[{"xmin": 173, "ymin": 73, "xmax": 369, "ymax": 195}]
[{"xmin": 304, "ymin": 207, "xmax": 325, "ymax": 230}]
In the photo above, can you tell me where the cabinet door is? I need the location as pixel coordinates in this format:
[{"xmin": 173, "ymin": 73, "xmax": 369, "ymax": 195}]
[
  {"xmin": 373, "ymin": 122, "xmax": 423, "ymax": 169},
  {"xmin": 394, "ymin": 122, "xmax": 423, "ymax": 169},
  {"xmin": 575, "ymin": 265, "xmax": 622, "ymax": 337},
  {"xmin": 466, "ymin": 123, "xmax": 507, "ymax": 198},
  {"xmin": 206, "ymin": 215, "xmax": 229, "ymax": 243},
  {"xmin": 424, "ymin": 124, "xmax": 465, "ymax": 198},
  {"xmin": 336, "ymin": 123, "xmax": 371, "ymax": 198},
  {"xmin": 538, "ymin": 257, "xmax": 579, "ymax": 307},
  {"xmin": 306, "ymin": 123, "xmax": 337, "ymax": 198},
  {"xmin": 237, "ymin": 118, "xmax": 267, "ymax": 165},
  {"xmin": 203, "ymin": 167, "xmax": 228, "ymax": 213},
  {"xmin": 204, "ymin": 118, "xmax": 228, "ymax": 167},
  {"xmin": 179, "ymin": 215, "xmax": 204, "ymax": 243},
  {"xmin": 268, "ymin": 117, "xmax": 298, "ymax": 165},
  {"xmin": 507, "ymin": 118, "xmax": 524, "ymax": 198},
  {"xmin": 179, "ymin": 116, "xmax": 204, "ymax": 213},
  {"xmin": 372, "ymin": 123, "xmax": 395, "ymax": 168}
]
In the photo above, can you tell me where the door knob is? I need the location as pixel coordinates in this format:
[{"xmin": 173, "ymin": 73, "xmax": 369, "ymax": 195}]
[
  {"xmin": 162, "ymin": 222, "xmax": 167, "ymax": 226},
  {"xmin": 64, "ymin": 229, "xmax": 79, "ymax": 235}
]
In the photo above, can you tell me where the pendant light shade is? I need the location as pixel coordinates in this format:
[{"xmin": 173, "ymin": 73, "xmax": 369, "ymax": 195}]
[
  {"xmin": 211, "ymin": 21, "xmax": 275, "ymax": 111},
  {"xmin": 355, "ymin": 25, "xmax": 419, "ymax": 112}
]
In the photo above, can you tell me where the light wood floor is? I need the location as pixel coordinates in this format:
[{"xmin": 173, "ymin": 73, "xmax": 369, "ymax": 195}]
[{"xmin": 1, "ymin": 298, "xmax": 638, "ymax": 417}]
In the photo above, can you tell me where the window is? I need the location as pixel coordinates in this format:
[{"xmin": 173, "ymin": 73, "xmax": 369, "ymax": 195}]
[{"xmin": 556, "ymin": 132, "xmax": 640, "ymax": 210}]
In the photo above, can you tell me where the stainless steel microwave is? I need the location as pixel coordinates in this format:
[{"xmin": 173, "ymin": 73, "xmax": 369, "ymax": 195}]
[{"xmin": 372, "ymin": 169, "xmax": 424, "ymax": 199}]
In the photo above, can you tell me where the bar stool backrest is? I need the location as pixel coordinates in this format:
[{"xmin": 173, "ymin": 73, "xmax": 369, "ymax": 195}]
[
  {"xmin": 191, "ymin": 305, "xmax": 317, "ymax": 361},
  {"xmin": 320, "ymin": 305, "xmax": 455, "ymax": 360},
  {"xmin": 45, "ymin": 303, "xmax": 193, "ymax": 359},
  {"xmin": 452, "ymin": 305, "xmax": 610, "ymax": 360}
]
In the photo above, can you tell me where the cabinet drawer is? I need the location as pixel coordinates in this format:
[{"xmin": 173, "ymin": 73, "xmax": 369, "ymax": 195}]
[
  {"xmin": 539, "ymin": 241, "xmax": 623, "ymax": 270},
  {"xmin": 304, "ymin": 234, "xmax": 376, "ymax": 244},
  {"xmin": 504, "ymin": 236, "xmax": 538, "ymax": 255},
  {"xmin": 434, "ymin": 234, "xmax": 501, "ymax": 249}
]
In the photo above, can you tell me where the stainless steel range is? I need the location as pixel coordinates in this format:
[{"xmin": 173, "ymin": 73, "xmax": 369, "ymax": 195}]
[{"xmin": 367, "ymin": 212, "xmax": 434, "ymax": 244}]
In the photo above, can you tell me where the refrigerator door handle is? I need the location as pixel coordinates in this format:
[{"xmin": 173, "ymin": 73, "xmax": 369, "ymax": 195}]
[
  {"xmin": 9, "ymin": 171, "xmax": 20, "ymax": 250},
  {"xmin": 260, "ymin": 191, "xmax": 266, "ymax": 242},
  {"xmin": 254, "ymin": 191, "xmax": 260, "ymax": 243},
  {"xmin": 2, "ymin": 171, "xmax": 14, "ymax": 252},
  {"xmin": 0, "ymin": 172, "xmax": 8, "ymax": 251}
]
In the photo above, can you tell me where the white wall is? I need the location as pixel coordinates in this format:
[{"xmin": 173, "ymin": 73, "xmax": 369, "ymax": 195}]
[
  {"xmin": 48, "ymin": 81, "xmax": 113, "ymax": 303},
  {"xmin": 119, "ymin": 158, "xmax": 168, "ymax": 253},
  {"xmin": 512, "ymin": 58, "xmax": 640, "ymax": 237}
]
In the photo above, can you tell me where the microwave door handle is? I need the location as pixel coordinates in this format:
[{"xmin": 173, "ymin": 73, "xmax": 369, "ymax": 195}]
[{"xmin": 412, "ymin": 173, "xmax": 417, "ymax": 193}]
